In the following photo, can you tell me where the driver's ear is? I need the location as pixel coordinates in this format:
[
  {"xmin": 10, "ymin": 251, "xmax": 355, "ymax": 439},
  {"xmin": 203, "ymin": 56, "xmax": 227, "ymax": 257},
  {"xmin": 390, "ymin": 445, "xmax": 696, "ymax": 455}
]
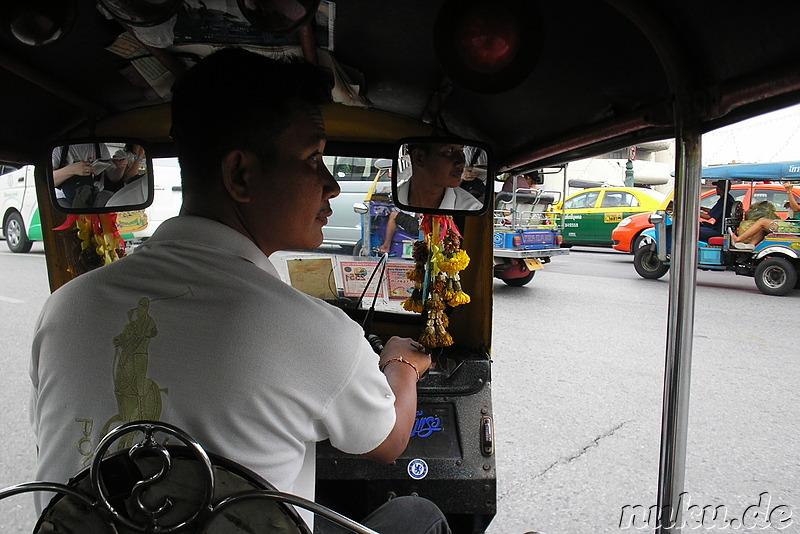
[
  {"xmin": 221, "ymin": 150, "xmax": 261, "ymax": 202},
  {"xmin": 410, "ymin": 148, "xmax": 426, "ymax": 168}
]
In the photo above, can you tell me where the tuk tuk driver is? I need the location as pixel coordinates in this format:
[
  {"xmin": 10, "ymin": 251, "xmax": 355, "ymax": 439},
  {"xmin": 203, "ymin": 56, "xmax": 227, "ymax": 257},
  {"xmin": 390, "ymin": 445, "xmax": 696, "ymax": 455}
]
[
  {"xmin": 30, "ymin": 48, "xmax": 449, "ymax": 534},
  {"xmin": 698, "ymin": 179, "xmax": 734, "ymax": 242}
]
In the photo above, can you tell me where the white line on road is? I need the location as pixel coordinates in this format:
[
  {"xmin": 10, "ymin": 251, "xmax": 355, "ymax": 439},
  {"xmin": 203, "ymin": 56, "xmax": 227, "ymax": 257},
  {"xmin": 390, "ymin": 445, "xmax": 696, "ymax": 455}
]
[{"xmin": 0, "ymin": 296, "xmax": 24, "ymax": 304}]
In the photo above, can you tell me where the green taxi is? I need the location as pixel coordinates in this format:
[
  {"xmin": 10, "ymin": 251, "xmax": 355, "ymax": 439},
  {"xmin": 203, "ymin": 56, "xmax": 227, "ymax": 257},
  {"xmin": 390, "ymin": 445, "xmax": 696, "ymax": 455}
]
[{"xmin": 555, "ymin": 186, "xmax": 666, "ymax": 246}]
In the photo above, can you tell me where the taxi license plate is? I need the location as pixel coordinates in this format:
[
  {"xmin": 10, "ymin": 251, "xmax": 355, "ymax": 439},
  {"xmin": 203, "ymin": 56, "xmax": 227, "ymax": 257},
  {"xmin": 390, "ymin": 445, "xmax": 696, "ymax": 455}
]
[{"xmin": 524, "ymin": 258, "xmax": 543, "ymax": 270}]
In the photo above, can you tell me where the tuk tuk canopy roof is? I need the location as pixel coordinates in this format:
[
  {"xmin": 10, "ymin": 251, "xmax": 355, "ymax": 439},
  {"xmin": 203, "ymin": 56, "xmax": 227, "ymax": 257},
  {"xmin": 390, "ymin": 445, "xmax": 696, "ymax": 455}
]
[
  {"xmin": 701, "ymin": 162, "xmax": 800, "ymax": 181},
  {"xmin": 1, "ymin": 1, "xmax": 800, "ymax": 171}
]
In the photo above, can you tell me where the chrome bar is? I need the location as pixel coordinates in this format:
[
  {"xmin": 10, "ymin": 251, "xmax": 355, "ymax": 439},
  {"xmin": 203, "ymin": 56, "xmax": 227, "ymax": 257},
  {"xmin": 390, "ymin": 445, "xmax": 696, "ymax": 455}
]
[
  {"xmin": 213, "ymin": 490, "xmax": 380, "ymax": 534},
  {"xmin": 0, "ymin": 481, "xmax": 96, "ymax": 506},
  {"xmin": 655, "ymin": 123, "xmax": 702, "ymax": 534}
]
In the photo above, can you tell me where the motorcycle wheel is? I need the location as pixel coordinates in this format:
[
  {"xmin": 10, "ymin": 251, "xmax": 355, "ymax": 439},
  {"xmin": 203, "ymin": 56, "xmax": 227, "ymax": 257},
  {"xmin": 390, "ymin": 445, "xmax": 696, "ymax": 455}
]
[
  {"xmin": 754, "ymin": 257, "xmax": 797, "ymax": 296},
  {"xmin": 632, "ymin": 232, "xmax": 654, "ymax": 253},
  {"xmin": 634, "ymin": 245, "xmax": 669, "ymax": 280},
  {"xmin": 502, "ymin": 271, "xmax": 535, "ymax": 286}
]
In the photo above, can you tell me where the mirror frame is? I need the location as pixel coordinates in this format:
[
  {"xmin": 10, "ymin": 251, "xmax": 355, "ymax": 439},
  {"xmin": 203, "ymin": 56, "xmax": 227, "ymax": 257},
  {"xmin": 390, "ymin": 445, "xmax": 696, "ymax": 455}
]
[
  {"xmin": 391, "ymin": 136, "xmax": 493, "ymax": 216},
  {"xmin": 47, "ymin": 138, "xmax": 155, "ymax": 214}
]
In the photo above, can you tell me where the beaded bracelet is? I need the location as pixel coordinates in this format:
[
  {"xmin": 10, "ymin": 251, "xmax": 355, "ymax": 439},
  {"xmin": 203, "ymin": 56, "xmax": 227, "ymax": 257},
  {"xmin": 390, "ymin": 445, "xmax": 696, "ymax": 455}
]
[{"xmin": 380, "ymin": 357, "xmax": 420, "ymax": 382}]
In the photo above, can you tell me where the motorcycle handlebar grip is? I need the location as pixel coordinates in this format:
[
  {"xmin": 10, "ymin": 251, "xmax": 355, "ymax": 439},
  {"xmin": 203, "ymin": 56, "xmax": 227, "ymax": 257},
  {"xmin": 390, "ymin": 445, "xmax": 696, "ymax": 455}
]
[{"xmin": 366, "ymin": 334, "xmax": 384, "ymax": 354}]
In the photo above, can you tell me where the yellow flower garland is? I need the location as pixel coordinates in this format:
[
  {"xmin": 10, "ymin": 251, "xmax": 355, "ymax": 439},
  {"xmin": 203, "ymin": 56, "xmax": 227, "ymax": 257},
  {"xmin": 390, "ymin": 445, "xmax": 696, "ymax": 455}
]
[
  {"xmin": 56, "ymin": 213, "xmax": 126, "ymax": 272},
  {"xmin": 401, "ymin": 215, "xmax": 471, "ymax": 348}
]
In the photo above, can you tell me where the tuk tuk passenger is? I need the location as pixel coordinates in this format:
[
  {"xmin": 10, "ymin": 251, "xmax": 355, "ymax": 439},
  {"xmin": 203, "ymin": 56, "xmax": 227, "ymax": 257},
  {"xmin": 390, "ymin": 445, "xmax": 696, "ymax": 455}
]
[{"xmin": 730, "ymin": 182, "xmax": 800, "ymax": 248}]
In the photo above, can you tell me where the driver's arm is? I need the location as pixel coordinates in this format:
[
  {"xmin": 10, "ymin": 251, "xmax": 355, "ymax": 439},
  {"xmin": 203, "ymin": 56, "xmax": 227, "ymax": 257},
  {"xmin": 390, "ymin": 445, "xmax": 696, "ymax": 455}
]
[
  {"xmin": 704, "ymin": 198, "xmax": 725, "ymax": 221},
  {"xmin": 363, "ymin": 336, "xmax": 431, "ymax": 463}
]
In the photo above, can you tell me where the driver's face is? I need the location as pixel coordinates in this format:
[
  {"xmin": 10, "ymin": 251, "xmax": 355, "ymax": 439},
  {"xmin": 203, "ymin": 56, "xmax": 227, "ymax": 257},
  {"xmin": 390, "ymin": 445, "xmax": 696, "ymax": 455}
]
[
  {"xmin": 423, "ymin": 144, "xmax": 466, "ymax": 188},
  {"xmin": 245, "ymin": 103, "xmax": 340, "ymax": 254}
]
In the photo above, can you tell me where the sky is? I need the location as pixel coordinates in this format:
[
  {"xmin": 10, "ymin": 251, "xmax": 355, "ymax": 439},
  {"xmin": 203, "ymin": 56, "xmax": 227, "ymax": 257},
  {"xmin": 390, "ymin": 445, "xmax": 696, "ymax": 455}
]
[
  {"xmin": 702, "ymin": 103, "xmax": 800, "ymax": 166},
  {"xmin": 557, "ymin": 103, "xmax": 800, "ymax": 189}
]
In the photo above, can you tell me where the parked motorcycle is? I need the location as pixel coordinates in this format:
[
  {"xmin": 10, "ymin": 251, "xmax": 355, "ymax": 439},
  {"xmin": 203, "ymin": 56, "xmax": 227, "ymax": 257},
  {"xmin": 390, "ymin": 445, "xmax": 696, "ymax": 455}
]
[{"xmin": 352, "ymin": 160, "xmax": 417, "ymax": 258}]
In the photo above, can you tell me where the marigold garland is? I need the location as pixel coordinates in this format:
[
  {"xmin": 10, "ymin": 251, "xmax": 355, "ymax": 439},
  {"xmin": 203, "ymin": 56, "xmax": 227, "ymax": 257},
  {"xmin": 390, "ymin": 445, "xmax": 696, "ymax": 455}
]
[
  {"xmin": 401, "ymin": 215, "xmax": 471, "ymax": 348},
  {"xmin": 55, "ymin": 213, "xmax": 126, "ymax": 271}
]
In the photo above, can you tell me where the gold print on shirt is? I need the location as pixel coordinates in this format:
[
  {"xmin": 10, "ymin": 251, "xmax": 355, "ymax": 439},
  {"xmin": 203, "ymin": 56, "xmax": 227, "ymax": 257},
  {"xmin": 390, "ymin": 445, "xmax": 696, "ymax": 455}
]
[
  {"xmin": 76, "ymin": 418, "xmax": 94, "ymax": 467},
  {"xmin": 99, "ymin": 288, "xmax": 193, "ymax": 449}
]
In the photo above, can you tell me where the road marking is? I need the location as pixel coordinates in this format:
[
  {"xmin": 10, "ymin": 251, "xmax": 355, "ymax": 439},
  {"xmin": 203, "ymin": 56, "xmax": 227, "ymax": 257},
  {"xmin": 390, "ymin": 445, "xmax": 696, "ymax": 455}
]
[{"xmin": 0, "ymin": 296, "xmax": 23, "ymax": 304}]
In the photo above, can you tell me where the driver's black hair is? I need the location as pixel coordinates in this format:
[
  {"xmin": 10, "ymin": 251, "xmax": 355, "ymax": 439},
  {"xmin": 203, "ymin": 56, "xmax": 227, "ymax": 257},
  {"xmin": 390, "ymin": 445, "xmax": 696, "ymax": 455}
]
[
  {"xmin": 407, "ymin": 143, "xmax": 431, "ymax": 154},
  {"xmin": 170, "ymin": 48, "xmax": 332, "ymax": 197}
]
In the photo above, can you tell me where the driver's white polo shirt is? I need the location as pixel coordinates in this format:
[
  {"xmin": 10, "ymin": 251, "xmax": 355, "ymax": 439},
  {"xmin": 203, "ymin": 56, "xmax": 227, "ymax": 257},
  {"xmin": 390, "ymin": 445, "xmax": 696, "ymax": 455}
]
[{"xmin": 30, "ymin": 216, "xmax": 396, "ymax": 527}]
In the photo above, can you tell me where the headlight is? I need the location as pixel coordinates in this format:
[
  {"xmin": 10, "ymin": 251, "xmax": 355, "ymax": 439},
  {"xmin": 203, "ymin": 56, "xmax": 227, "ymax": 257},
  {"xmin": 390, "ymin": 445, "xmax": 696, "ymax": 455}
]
[{"xmin": 617, "ymin": 217, "xmax": 632, "ymax": 227}]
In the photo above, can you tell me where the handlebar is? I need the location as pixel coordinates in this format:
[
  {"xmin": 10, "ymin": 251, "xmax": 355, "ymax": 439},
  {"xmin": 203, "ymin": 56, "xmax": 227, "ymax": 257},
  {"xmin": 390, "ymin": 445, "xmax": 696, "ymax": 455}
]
[{"xmin": 366, "ymin": 334, "xmax": 384, "ymax": 354}]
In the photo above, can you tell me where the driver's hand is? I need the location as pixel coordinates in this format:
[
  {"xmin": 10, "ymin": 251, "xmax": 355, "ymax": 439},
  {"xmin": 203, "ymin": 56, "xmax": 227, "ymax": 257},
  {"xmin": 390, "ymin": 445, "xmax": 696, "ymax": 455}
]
[{"xmin": 379, "ymin": 336, "xmax": 432, "ymax": 379}]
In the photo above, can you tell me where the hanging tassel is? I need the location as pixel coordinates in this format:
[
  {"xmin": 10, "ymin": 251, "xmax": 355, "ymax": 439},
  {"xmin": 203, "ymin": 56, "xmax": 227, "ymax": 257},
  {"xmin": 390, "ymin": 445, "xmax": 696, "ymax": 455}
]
[{"xmin": 404, "ymin": 215, "xmax": 471, "ymax": 348}]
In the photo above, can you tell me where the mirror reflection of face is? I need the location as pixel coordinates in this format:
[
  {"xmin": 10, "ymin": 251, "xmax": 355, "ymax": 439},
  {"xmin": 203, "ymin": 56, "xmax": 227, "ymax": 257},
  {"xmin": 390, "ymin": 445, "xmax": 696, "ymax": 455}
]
[
  {"xmin": 412, "ymin": 143, "xmax": 466, "ymax": 188},
  {"xmin": 394, "ymin": 138, "xmax": 488, "ymax": 213}
]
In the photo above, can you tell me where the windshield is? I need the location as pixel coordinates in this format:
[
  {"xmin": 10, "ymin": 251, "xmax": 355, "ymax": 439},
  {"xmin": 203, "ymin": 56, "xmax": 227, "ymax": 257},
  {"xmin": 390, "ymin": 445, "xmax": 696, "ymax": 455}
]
[
  {"xmin": 130, "ymin": 154, "xmax": 412, "ymax": 314},
  {"xmin": 281, "ymin": 154, "xmax": 413, "ymax": 314}
]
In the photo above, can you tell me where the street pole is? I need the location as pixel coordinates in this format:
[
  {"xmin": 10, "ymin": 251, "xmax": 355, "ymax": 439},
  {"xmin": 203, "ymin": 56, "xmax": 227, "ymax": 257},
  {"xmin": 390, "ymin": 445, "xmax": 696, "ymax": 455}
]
[
  {"xmin": 625, "ymin": 159, "xmax": 634, "ymax": 186},
  {"xmin": 625, "ymin": 145, "xmax": 636, "ymax": 186}
]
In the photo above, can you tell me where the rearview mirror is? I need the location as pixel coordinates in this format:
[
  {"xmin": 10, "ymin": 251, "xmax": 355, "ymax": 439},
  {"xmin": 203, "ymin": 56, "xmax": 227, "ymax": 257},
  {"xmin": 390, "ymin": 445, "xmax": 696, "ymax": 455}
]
[
  {"xmin": 392, "ymin": 137, "xmax": 492, "ymax": 215},
  {"xmin": 48, "ymin": 139, "xmax": 154, "ymax": 214}
]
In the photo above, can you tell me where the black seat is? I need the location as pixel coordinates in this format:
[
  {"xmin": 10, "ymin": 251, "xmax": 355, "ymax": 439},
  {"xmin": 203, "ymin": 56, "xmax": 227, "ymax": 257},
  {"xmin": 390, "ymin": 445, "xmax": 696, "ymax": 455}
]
[
  {"xmin": 495, "ymin": 191, "xmax": 539, "ymax": 204},
  {"xmin": 0, "ymin": 421, "xmax": 377, "ymax": 534},
  {"xmin": 495, "ymin": 190, "xmax": 556, "ymax": 206}
]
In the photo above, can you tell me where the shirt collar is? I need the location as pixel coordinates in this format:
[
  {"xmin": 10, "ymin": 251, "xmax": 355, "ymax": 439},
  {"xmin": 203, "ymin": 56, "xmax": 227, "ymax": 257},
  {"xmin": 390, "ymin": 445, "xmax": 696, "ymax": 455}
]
[
  {"xmin": 441, "ymin": 187, "xmax": 457, "ymax": 209},
  {"xmin": 148, "ymin": 216, "xmax": 280, "ymax": 278}
]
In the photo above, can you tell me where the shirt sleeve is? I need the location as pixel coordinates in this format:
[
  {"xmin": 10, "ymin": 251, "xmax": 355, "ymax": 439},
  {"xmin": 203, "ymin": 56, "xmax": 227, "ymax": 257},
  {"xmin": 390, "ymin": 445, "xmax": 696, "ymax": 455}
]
[
  {"xmin": 709, "ymin": 195, "xmax": 733, "ymax": 221},
  {"xmin": 708, "ymin": 199, "xmax": 723, "ymax": 220},
  {"xmin": 51, "ymin": 146, "xmax": 62, "ymax": 168},
  {"xmin": 318, "ymin": 338, "xmax": 397, "ymax": 455}
]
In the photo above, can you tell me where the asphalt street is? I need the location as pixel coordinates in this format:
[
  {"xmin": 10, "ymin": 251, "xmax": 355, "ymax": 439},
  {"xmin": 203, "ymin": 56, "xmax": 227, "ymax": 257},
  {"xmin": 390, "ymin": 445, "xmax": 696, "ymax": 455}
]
[
  {"xmin": 0, "ymin": 243, "xmax": 798, "ymax": 533},
  {"xmin": 487, "ymin": 247, "xmax": 800, "ymax": 534}
]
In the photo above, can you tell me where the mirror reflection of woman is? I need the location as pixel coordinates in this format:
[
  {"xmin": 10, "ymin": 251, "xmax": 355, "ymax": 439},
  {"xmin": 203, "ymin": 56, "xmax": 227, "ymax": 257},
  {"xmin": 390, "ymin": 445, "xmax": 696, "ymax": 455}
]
[
  {"xmin": 106, "ymin": 145, "xmax": 148, "ymax": 207},
  {"xmin": 397, "ymin": 143, "xmax": 483, "ymax": 210},
  {"xmin": 95, "ymin": 144, "xmax": 148, "ymax": 207},
  {"xmin": 52, "ymin": 143, "xmax": 124, "ymax": 208}
]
